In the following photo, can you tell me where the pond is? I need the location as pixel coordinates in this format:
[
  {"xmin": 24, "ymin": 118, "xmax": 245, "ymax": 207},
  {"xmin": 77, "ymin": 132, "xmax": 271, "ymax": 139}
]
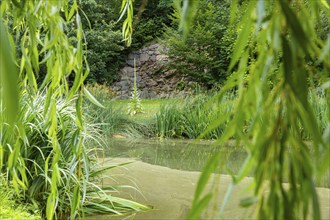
[
  {"xmin": 88, "ymin": 138, "xmax": 330, "ymax": 220},
  {"xmin": 103, "ymin": 138, "xmax": 247, "ymax": 173}
]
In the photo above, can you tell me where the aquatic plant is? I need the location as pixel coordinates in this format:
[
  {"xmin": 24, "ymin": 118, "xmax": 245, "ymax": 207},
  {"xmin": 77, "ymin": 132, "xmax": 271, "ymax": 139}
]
[
  {"xmin": 154, "ymin": 94, "xmax": 234, "ymax": 139},
  {"xmin": 155, "ymin": 103, "xmax": 182, "ymax": 138}
]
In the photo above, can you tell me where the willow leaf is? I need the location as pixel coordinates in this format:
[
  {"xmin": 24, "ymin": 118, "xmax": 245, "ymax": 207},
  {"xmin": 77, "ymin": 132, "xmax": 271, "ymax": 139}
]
[
  {"xmin": 0, "ymin": 20, "xmax": 19, "ymax": 124},
  {"xmin": 83, "ymin": 87, "xmax": 105, "ymax": 108},
  {"xmin": 229, "ymin": 1, "xmax": 255, "ymax": 70},
  {"xmin": 193, "ymin": 152, "xmax": 221, "ymax": 205},
  {"xmin": 187, "ymin": 194, "xmax": 212, "ymax": 219}
]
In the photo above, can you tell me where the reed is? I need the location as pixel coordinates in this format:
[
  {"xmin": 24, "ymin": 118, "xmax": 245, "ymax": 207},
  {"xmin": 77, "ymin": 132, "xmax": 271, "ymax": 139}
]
[
  {"xmin": 0, "ymin": 92, "xmax": 148, "ymax": 218},
  {"xmin": 155, "ymin": 102, "xmax": 182, "ymax": 138},
  {"xmin": 154, "ymin": 93, "xmax": 234, "ymax": 139}
]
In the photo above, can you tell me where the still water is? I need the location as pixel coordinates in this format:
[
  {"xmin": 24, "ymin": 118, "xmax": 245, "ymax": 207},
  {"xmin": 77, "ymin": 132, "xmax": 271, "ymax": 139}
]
[
  {"xmin": 88, "ymin": 138, "xmax": 330, "ymax": 220},
  {"xmin": 103, "ymin": 138, "xmax": 247, "ymax": 173}
]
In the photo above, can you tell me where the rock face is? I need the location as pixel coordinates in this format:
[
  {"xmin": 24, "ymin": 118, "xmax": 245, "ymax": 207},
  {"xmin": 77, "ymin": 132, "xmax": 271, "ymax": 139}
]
[{"xmin": 111, "ymin": 43, "xmax": 190, "ymax": 99}]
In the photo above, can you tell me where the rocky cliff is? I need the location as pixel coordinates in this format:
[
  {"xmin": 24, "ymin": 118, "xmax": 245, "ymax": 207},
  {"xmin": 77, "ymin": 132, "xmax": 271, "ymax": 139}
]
[{"xmin": 111, "ymin": 43, "xmax": 191, "ymax": 99}]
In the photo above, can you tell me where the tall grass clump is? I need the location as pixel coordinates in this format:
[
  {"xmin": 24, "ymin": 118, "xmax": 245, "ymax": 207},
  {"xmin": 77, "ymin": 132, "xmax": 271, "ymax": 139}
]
[
  {"xmin": 85, "ymin": 102, "xmax": 134, "ymax": 137},
  {"xmin": 84, "ymin": 84, "xmax": 138, "ymax": 136},
  {"xmin": 155, "ymin": 93, "xmax": 235, "ymax": 139},
  {"xmin": 309, "ymin": 89, "xmax": 329, "ymax": 134},
  {"xmin": 0, "ymin": 92, "xmax": 148, "ymax": 218},
  {"xmin": 181, "ymin": 94, "xmax": 234, "ymax": 139},
  {"xmin": 155, "ymin": 102, "xmax": 182, "ymax": 138},
  {"xmin": 294, "ymin": 89, "xmax": 329, "ymax": 140}
]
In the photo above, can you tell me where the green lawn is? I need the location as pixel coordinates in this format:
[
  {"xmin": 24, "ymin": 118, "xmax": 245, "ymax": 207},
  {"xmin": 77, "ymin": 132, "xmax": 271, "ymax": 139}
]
[{"xmin": 110, "ymin": 99, "xmax": 179, "ymax": 122}]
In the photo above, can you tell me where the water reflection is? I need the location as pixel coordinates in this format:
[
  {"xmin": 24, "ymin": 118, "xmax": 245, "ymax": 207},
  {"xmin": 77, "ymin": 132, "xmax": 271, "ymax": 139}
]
[
  {"xmin": 103, "ymin": 138, "xmax": 248, "ymax": 175},
  {"xmin": 88, "ymin": 138, "xmax": 330, "ymax": 220}
]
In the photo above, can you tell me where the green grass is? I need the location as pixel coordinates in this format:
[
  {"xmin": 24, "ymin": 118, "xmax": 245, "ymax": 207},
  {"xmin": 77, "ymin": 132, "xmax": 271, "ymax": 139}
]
[
  {"xmin": 1, "ymin": 92, "xmax": 149, "ymax": 219},
  {"xmin": 86, "ymin": 86, "xmax": 328, "ymax": 142},
  {"xmin": 111, "ymin": 99, "xmax": 176, "ymax": 122},
  {"xmin": 154, "ymin": 94, "xmax": 234, "ymax": 139},
  {"xmin": 85, "ymin": 93, "xmax": 234, "ymax": 139},
  {"xmin": 0, "ymin": 175, "xmax": 41, "ymax": 220}
]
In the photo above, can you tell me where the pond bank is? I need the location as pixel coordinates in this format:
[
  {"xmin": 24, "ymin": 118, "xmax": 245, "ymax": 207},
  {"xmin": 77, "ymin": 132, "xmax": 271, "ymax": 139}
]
[{"xmin": 89, "ymin": 158, "xmax": 330, "ymax": 220}]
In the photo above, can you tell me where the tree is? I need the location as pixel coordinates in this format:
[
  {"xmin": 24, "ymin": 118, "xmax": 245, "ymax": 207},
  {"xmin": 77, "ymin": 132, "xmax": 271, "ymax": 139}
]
[
  {"xmin": 78, "ymin": 0, "xmax": 125, "ymax": 84},
  {"xmin": 77, "ymin": 0, "xmax": 174, "ymax": 84},
  {"xmin": 0, "ymin": 1, "xmax": 147, "ymax": 219},
  {"xmin": 130, "ymin": 0, "xmax": 174, "ymax": 49},
  {"xmin": 164, "ymin": 0, "xmax": 235, "ymax": 87},
  {"xmin": 120, "ymin": 1, "xmax": 330, "ymax": 218},
  {"xmin": 184, "ymin": 0, "xmax": 330, "ymax": 219}
]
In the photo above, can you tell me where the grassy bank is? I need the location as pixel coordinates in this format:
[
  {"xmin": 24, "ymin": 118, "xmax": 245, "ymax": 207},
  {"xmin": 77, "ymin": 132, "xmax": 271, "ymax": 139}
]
[
  {"xmin": 1, "ymin": 93, "xmax": 149, "ymax": 219},
  {"xmin": 86, "ymin": 87, "xmax": 328, "ymax": 141},
  {"xmin": 0, "ymin": 175, "xmax": 41, "ymax": 220}
]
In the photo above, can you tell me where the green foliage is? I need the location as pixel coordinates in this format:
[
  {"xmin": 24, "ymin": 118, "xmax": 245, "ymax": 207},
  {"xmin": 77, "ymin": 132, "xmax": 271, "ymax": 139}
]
[
  {"xmin": 187, "ymin": 0, "xmax": 330, "ymax": 219},
  {"xmin": 155, "ymin": 103, "xmax": 181, "ymax": 138},
  {"xmin": 1, "ymin": 1, "xmax": 89, "ymax": 219},
  {"xmin": 85, "ymin": 83, "xmax": 117, "ymax": 103},
  {"xmin": 180, "ymin": 95, "xmax": 232, "ymax": 139},
  {"xmin": 0, "ymin": 175, "xmax": 41, "ymax": 220},
  {"xmin": 77, "ymin": 1, "xmax": 125, "ymax": 84},
  {"xmin": 84, "ymin": 22, "xmax": 124, "ymax": 84},
  {"xmin": 132, "ymin": 18, "xmax": 162, "ymax": 46},
  {"xmin": 77, "ymin": 0, "xmax": 174, "ymax": 84},
  {"xmin": 83, "ymin": 85, "xmax": 328, "ymax": 143},
  {"xmin": 119, "ymin": 0, "xmax": 134, "ymax": 46},
  {"xmin": 303, "ymin": 89, "xmax": 329, "ymax": 140},
  {"xmin": 155, "ymin": 94, "xmax": 234, "ymax": 139},
  {"xmin": 2, "ymin": 94, "xmax": 90, "ymax": 218},
  {"xmin": 0, "ymin": 1, "xmax": 148, "ymax": 219},
  {"xmin": 1, "ymin": 92, "xmax": 148, "ymax": 218},
  {"xmin": 129, "ymin": 0, "xmax": 173, "ymax": 49},
  {"xmin": 80, "ymin": 0, "xmax": 122, "ymax": 24},
  {"xmin": 164, "ymin": 0, "xmax": 235, "ymax": 87},
  {"xmin": 0, "ymin": 20, "xmax": 19, "ymax": 125},
  {"xmin": 84, "ymin": 84, "xmax": 136, "ymax": 136},
  {"xmin": 69, "ymin": 0, "xmax": 176, "ymax": 85}
]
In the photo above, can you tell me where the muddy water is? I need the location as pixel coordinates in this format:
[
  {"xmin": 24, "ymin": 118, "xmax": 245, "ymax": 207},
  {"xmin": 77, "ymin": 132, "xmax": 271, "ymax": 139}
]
[{"xmin": 88, "ymin": 139, "xmax": 330, "ymax": 220}]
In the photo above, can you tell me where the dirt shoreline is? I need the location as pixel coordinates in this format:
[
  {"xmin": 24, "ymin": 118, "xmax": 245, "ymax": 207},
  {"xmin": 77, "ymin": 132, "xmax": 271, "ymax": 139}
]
[{"xmin": 89, "ymin": 158, "xmax": 330, "ymax": 220}]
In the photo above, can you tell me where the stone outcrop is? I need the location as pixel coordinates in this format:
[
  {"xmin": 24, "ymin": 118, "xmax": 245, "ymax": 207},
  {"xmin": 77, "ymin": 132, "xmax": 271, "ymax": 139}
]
[{"xmin": 111, "ymin": 43, "xmax": 190, "ymax": 99}]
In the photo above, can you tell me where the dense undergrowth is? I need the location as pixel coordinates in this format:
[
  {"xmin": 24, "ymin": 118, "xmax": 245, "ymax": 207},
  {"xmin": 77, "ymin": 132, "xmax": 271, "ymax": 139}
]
[
  {"xmin": 0, "ymin": 175, "xmax": 41, "ymax": 220},
  {"xmin": 0, "ymin": 92, "xmax": 148, "ymax": 219},
  {"xmin": 86, "ymin": 86, "xmax": 328, "ymax": 141}
]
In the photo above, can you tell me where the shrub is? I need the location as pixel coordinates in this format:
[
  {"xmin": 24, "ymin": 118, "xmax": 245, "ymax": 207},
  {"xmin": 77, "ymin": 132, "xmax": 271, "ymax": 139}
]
[
  {"xmin": 77, "ymin": 0, "xmax": 126, "ymax": 84},
  {"xmin": 129, "ymin": 0, "xmax": 173, "ymax": 49},
  {"xmin": 164, "ymin": 0, "xmax": 235, "ymax": 87},
  {"xmin": 0, "ymin": 92, "xmax": 148, "ymax": 218},
  {"xmin": 84, "ymin": 22, "xmax": 125, "ymax": 84}
]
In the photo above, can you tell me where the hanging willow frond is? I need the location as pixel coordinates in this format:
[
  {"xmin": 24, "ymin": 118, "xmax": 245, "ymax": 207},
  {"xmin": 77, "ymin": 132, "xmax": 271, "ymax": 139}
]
[{"xmin": 118, "ymin": 0, "xmax": 134, "ymax": 46}]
